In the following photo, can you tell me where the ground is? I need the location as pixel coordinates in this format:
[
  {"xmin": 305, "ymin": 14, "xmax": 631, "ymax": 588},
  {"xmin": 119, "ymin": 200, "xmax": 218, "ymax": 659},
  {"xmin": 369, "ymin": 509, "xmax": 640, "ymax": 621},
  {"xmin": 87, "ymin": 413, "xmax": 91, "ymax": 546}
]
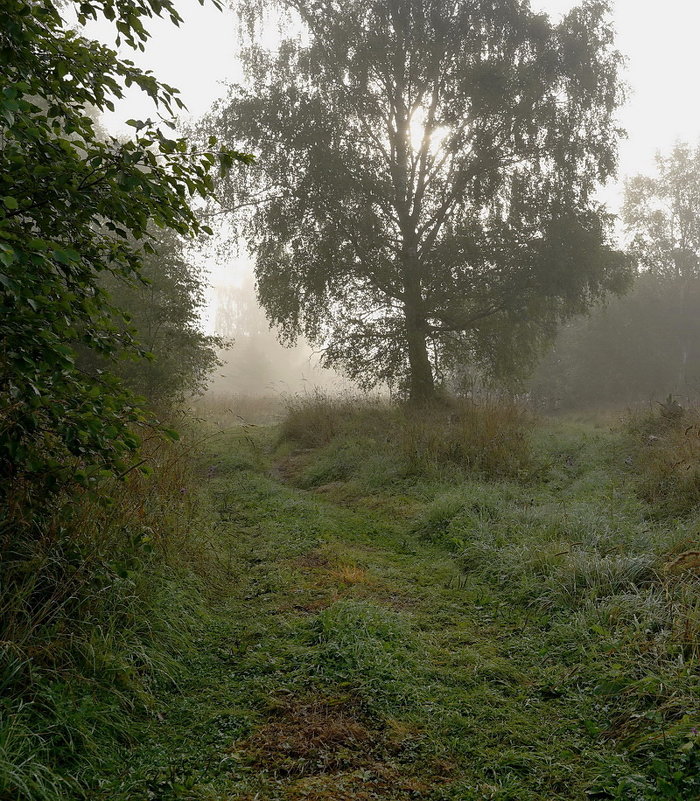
[{"xmin": 101, "ymin": 415, "xmax": 700, "ymax": 800}]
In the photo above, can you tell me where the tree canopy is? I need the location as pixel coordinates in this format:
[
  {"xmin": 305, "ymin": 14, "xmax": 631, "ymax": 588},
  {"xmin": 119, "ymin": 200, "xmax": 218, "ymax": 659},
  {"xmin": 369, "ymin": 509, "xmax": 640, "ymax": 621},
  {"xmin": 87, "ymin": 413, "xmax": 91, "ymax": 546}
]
[
  {"xmin": 212, "ymin": 0, "xmax": 630, "ymax": 403},
  {"xmin": 0, "ymin": 0, "xmax": 251, "ymax": 501}
]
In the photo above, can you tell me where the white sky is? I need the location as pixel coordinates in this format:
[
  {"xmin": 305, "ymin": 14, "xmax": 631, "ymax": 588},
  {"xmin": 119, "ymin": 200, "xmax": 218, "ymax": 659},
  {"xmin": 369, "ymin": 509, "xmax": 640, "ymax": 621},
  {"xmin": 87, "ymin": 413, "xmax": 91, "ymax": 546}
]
[
  {"xmin": 82, "ymin": 0, "xmax": 700, "ymax": 322},
  {"xmin": 91, "ymin": 0, "xmax": 700, "ymax": 183}
]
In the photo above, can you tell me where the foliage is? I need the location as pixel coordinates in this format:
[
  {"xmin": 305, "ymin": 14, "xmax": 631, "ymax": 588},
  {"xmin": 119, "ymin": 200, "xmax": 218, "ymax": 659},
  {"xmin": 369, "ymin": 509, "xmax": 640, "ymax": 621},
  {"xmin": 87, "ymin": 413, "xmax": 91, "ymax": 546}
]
[
  {"xmin": 0, "ymin": 0, "xmax": 252, "ymax": 504},
  {"xmin": 211, "ymin": 0, "xmax": 630, "ymax": 402},
  {"xmin": 531, "ymin": 143, "xmax": 700, "ymax": 409},
  {"xmin": 624, "ymin": 143, "xmax": 700, "ymax": 279},
  {"xmin": 83, "ymin": 230, "xmax": 224, "ymax": 406},
  {"xmin": 529, "ymin": 272, "xmax": 700, "ymax": 408}
]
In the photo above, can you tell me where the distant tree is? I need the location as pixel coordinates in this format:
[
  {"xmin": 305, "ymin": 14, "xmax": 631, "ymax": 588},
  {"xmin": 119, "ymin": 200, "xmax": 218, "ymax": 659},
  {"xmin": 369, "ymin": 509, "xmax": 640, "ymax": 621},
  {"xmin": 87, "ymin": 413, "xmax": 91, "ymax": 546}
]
[
  {"xmin": 87, "ymin": 232, "xmax": 224, "ymax": 406},
  {"xmin": 0, "ymin": 0, "xmax": 251, "ymax": 500},
  {"xmin": 531, "ymin": 143, "xmax": 700, "ymax": 408},
  {"xmin": 624, "ymin": 143, "xmax": 700, "ymax": 388},
  {"xmin": 212, "ymin": 0, "xmax": 629, "ymax": 404},
  {"xmin": 529, "ymin": 274, "xmax": 700, "ymax": 408},
  {"xmin": 625, "ymin": 143, "xmax": 700, "ymax": 280}
]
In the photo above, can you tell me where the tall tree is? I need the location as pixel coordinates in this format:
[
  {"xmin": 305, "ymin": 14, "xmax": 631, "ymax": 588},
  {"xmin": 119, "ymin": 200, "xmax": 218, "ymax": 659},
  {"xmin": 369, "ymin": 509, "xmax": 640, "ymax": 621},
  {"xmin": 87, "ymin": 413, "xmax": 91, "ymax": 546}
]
[
  {"xmin": 624, "ymin": 143, "xmax": 700, "ymax": 389},
  {"xmin": 212, "ymin": 0, "xmax": 629, "ymax": 403}
]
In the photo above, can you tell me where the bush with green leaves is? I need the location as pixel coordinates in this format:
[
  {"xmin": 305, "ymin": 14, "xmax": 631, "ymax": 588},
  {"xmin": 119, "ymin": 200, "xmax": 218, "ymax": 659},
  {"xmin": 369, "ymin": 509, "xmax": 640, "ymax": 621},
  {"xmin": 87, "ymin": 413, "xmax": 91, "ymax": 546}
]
[{"xmin": 0, "ymin": 0, "xmax": 252, "ymax": 504}]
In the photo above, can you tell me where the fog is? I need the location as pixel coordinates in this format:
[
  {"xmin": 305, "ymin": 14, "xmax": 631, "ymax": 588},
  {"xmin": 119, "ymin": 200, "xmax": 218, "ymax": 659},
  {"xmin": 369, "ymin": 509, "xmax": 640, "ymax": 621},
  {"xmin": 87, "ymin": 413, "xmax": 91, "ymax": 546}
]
[{"xmin": 83, "ymin": 0, "xmax": 700, "ymax": 404}]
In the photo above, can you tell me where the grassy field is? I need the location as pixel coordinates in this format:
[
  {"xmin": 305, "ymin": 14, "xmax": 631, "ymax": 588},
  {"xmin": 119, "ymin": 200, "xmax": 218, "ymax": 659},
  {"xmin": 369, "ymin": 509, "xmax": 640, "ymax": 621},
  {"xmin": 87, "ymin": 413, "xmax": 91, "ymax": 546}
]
[
  {"xmin": 85, "ymin": 397, "xmax": 698, "ymax": 801},
  {"xmin": 4, "ymin": 397, "xmax": 698, "ymax": 800}
]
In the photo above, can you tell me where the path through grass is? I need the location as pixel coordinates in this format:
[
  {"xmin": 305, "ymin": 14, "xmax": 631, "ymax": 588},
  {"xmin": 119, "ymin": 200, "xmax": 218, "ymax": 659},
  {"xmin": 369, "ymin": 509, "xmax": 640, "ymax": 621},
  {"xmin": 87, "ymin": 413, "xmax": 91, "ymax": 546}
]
[{"xmin": 104, "ymin": 419, "xmax": 699, "ymax": 800}]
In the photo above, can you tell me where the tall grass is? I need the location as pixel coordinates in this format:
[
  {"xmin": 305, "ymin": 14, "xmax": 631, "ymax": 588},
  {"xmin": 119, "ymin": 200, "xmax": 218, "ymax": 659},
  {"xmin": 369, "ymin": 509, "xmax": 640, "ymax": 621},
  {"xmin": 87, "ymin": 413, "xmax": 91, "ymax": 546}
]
[
  {"xmin": 627, "ymin": 400, "xmax": 700, "ymax": 515},
  {"xmin": 278, "ymin": 391, "xmax": 533, "ymax": 484},
  {"xmin": 0, "ymin": 426, "xmax": 217, "ymax": 800},
  {"xmin": 191, "ymin": 392, "xmax": 286, "ymax": 428}
]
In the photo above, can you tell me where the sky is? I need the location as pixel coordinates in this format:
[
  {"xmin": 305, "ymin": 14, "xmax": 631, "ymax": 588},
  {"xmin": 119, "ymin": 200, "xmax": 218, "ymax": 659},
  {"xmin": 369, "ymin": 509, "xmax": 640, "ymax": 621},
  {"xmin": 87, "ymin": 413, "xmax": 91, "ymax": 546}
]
[
  {"xmin": 91, "ymin": 0, "xmax": 700, "ymax": 186},
  {"xmin": 82, "ymin": 0, "xmax": 700, "ymax": 325}
]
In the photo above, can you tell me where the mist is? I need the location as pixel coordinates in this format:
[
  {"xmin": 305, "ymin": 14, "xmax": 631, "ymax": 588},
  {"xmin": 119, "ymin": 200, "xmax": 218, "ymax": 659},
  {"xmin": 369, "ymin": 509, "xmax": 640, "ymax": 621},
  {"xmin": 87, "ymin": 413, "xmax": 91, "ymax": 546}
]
[
  {"xmin": 207, "ymin": 274, "xmax": 348, "ymax": 398},
  {"xmin": 78, "ymin": 0, "xmax": 700, "ymax": 410},
  {"xmin": 9, "ymin": 2, "xmax": 700, "ymax": 797}
]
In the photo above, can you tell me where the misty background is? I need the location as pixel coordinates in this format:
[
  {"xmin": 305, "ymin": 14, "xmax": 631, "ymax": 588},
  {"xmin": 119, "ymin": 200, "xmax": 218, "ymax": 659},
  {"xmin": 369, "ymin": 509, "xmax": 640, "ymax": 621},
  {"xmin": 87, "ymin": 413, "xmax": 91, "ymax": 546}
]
[{"xmin": 84, "ymin": 0, "xmax": 700, "ymax": 406}]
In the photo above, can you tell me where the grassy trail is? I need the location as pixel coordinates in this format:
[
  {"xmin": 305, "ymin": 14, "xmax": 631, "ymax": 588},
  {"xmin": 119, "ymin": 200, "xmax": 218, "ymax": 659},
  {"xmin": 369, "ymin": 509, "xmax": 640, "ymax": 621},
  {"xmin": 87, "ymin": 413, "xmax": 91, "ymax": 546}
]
[{"xmin": 110, "ymin": 423, "xmax": 699, "ymax": 801}]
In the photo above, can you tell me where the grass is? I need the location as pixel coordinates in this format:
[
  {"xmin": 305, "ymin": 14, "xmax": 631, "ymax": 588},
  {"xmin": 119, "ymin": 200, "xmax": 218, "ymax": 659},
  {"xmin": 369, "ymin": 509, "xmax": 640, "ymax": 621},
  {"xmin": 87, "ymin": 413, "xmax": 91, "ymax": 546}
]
[
  {"xmin": 0, "ymin": 425, "xmax": 222, "ymax": 801},
  {"xmin": 626, "ymin": 400, "xmax": 700, "ymax": 516},
  {"xmin": 278, "ymin": 391, "xmax": 533, "ymax": 489},
  {"xmin": 4, "ymin": 396, "xmax": 700, "ymax": 799}
]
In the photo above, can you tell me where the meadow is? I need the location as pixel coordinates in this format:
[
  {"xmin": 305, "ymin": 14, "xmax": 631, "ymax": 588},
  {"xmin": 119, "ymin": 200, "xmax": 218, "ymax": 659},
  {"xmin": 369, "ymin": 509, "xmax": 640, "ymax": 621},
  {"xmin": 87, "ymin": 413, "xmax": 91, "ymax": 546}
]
[{"xmin": 3, "ymin": 395, "xmax": 699, "ymax": 800}]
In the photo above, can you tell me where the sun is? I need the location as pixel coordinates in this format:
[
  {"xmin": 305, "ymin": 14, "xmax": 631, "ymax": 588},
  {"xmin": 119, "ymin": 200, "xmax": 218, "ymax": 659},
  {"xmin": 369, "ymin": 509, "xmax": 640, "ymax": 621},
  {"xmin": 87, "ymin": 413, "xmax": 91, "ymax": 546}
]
[{"xmin": 408, "ymin": 105, "xmax": 449, "ymax": 155}]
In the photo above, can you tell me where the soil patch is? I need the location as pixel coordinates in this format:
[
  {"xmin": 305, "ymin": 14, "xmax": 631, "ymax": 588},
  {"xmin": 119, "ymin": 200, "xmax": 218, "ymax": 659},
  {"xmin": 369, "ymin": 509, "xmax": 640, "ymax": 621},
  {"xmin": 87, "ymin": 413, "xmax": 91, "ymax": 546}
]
[{"xmin": 238, "ymin": 696, "xmax": 376, "ymax": 778}]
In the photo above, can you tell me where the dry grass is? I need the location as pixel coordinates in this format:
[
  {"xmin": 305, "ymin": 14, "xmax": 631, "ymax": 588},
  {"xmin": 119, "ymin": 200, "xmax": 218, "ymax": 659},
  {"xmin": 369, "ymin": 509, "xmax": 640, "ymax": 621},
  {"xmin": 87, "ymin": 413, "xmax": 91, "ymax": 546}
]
[
  {"xmin": 236, "ymin": 695, "xmax": 445, "ymax": 800},
  {"xmin": 628, "ymin": 403, "xmax": 700, "ymax": 515},
  {"xmin": 278, "ymin": 391, "xmax": 533, "ymax": 481},
  {"xmin": 279, "ymin": 391, "xmax": 389, "ymax": 449},
  {"xmin": 238, "ymin": 696, "xmax": 375, "ymax": 778},
  {"xmin": 329, "ymin": 564, "xmax": 372, "ymax": 585},
  {"xmin": 398, "ymin": 396, "xmax": 532, "ymax": 478}
]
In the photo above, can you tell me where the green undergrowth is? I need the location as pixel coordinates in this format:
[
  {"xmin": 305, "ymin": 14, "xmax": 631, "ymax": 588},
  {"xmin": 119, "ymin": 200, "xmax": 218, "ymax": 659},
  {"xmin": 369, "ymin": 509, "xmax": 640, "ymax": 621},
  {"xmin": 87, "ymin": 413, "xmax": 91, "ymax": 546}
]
[
  {"xmin": 6, "ymin": 403, "xmax": 700, "ymax": 799},
  {"xmin": 0, "ymin": 428, "xmax": 227, "ymax": 801},
  {"xmin": 83, "ymin": 405, "xmax": 698, "ymax": 800}
]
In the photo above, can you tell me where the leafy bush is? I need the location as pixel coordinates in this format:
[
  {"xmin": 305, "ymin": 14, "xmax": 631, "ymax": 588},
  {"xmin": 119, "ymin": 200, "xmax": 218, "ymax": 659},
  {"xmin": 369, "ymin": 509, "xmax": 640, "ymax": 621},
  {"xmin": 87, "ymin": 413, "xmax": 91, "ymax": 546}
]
[
  {"xmin": 0, "ymin": 0, "xmax": 250, "ymax": 509},
  {"xmin": 0, "ymin": 5, "xmax": 249, "ymax": 792}
]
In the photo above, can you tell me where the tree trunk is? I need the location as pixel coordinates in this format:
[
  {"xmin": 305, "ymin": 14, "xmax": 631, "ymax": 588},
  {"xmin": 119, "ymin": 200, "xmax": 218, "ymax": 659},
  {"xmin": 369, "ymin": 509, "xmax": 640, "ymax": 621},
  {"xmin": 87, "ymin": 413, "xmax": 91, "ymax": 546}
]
[
  {"xmin": 404, "ymin": 281, "xmax": 435, "ymax": 405},
  {"xmin": 406, "ymin": 324, "xmax": 434, "ymax": 405}
]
